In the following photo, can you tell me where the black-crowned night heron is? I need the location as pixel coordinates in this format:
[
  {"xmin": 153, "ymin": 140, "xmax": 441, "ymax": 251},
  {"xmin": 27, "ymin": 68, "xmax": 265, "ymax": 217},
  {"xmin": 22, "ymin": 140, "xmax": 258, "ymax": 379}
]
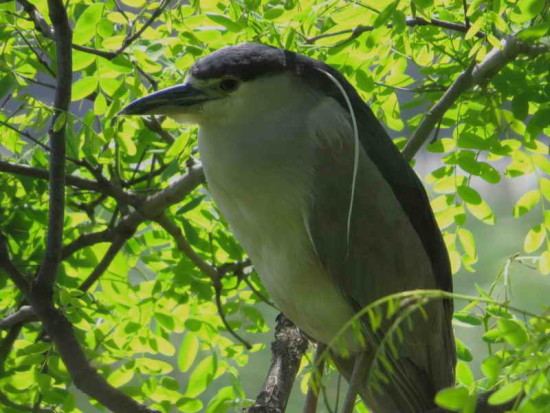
[{"xmin": 121, "ymin": 43, "xmax": 456, "ymax": 412}]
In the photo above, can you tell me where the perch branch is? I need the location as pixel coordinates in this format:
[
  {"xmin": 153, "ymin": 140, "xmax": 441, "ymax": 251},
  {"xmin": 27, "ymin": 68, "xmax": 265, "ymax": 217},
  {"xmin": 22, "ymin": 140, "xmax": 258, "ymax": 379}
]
[{"xmin": 246, "ymin": 315, "xmax": 309, "ymax": 412}]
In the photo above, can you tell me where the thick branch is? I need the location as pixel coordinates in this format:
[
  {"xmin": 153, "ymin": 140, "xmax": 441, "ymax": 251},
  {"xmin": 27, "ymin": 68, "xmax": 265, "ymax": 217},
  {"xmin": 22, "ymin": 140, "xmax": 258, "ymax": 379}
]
[
  {"xmin": 402, "ymin": 35, "xmax": 549, "ymax": 161},
  {"xmin": 246, "ymin": 315, "xmax": 308, "ymax": 412},
  {"xmin": 33, "ymin": 0, "xmax": 72, "ymax": 294},
  {"xmin": 27, "ymin": 294, "xmax": 157, "ymax": 413},
  {"xmin": 305, "ymin": 16, "xmax": 485, "ymax": 44}
]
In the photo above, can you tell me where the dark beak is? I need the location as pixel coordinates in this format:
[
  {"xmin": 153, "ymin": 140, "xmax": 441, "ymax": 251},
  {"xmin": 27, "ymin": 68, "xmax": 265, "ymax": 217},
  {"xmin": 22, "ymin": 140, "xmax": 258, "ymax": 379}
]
[{"xmin": 118, "ymin": 84, "xmax": 211, "ymax": 116}]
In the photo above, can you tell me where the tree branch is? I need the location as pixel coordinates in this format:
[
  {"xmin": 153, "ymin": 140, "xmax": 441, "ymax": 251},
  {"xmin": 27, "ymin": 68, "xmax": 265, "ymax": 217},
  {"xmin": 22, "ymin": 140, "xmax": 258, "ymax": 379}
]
[
  {"xmin": 0, "ymin": 160, "xmax": 101, "ymax": 192},
  {"xmin": 0, "ymin": 233, "xmax": 31, "ymax": 295},
  {"xmin": 16, "ymin": 0, "xmax": 171, "ymax": 61},
  {"xmin": 246, "ymin": 314, "xmax": 309, "ymax": 412},
  {"xmin": 155, "ymin": 214, "xmax": 252, "ymax": 348},
  {"xmin": 402, "ymin": 35, "xmax": 549, "ymax": 161},
  {"xmin": 78, "ymin": 232, "xmax": 133, "ymax": 291},
  {"xmin": 305, "ymin": 16, "xmax": 485, "ymax": 44},
  {"xmin": 33, "ymin": 0, "xmax": 72, "ymax": 294},
  {"xmin": 0, "ymin": 306, "xmax": 37, "ymax": 329}
]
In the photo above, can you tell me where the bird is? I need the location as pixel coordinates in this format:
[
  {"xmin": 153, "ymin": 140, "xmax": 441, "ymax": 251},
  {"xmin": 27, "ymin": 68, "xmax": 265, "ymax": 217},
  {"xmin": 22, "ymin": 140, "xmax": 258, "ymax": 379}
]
[{"xmin": 121, "ymin": 43, "xmax": 456, "ymax": 412}]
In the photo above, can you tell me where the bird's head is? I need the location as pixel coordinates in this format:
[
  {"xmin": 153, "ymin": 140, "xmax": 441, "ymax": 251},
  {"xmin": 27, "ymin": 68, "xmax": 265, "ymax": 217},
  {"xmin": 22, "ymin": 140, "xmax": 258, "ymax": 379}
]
[{"xmin": 119, "ymin": 43, "xmax": 357, "ymax": 125}]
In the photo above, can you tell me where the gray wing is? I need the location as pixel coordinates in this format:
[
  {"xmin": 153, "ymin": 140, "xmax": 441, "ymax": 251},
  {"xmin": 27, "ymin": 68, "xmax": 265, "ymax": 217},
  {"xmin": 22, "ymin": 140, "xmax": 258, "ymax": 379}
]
[{"xmin": 307, "ymin": 97, "xmax": 455, "ymax": 411}]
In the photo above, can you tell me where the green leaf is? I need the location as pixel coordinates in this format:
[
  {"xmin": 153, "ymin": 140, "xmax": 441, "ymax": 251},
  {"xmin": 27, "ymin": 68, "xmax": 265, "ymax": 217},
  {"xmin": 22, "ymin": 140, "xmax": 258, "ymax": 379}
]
[
  {"xmin": 17, "ymin": 342, "xmax": 51, "ymax": 356},
  {"xmin": 73, "ymin": 4, "xmax": 104, "ymax": 44},
  {"xmin": 517, "ymin": 22, "xmax": 550, "ymax": 40},
  {"xmin": 479, "ymin": 163, "xmax": 500, "ymax": 184},
  {"xmin": 264, "ymin": 6, "xmax": 284, "ymax": 19},
  {"xmin": 108, "ymin": 368, "xmax": 134, "ymax": 387},
  {"xmin": 355, "ymin": 70, "xmax": 374, "ymax": 93},
  {"xmin": 72, "ymin": 77, "xmax": 98, "ymax": 101},
  {"xmin": 458, "ymin": 228, "xmax": 476, "ymax": 258},
  {"xmin": 53, "ymin": 112, "xmax": 67, "ymax": 132},
  {"xmin": 0, "ymin": 74, "xmax": 15, "ymax": 98},
  {"xmin": 176, "ymin": 398, "xmax": 203, "ymax": 412},
  {"xmin": 178, "ymin": 333, "xmax": 199, "ymax": 372},
  {"xmin": 374, "ymin": 1, "xmax": 399, "ymax": 27},
  {"xmin": 517, "ymin": 0, "xmax": 546, "ymax": 20},
  {"xmin": 455, "ymin": 338, "xmax": 473, "ymax": 362},
  {"xmin": 539, "ymin": 250, "xmax": 550, "ymax": 274},
  {"xmin": 497, "ymin": 318, "xmax": 528, "ymax": 347},
  {"xmin": 166, "ymin": 133, "xmax": 189, "ymax": 161},
  {"xmin": 512, "ymin": 94, "xmax": 529, "ymax": 120},
  {"xmin": 488, "ymin": 381, "xmax": 523, "ymax": 405},
  {"xmin": 457, "ymin": 185, "xmax": 482, "ymax": 205},
  {"xmin": 205, "ymin": 13, "xmax": 242, "ymax": 31},
  {"xmin": 94, "ymin": 92, "xmax": 107, "ymax": 115},
  {"xmin": 513, "ymin": 190, "xmax": 540, "ymax": 217},
  {"xmin": 481, "ymin": 356, "xmax": 500, "ymax": 380},
  {"xmin": 454, "ymin": 313, "xmax": 482, "ymax": 326},
  {"xmin": 541, "ymin": 178, "xmax": 550, "ymax": 202},
  {"xmin": 412, "ymin": 0, "xmax": 432, "ymax": 8},
  {"xmin": 467, "ymin": 0, "xmax": 484, "ymax": 16},
  {"xmin": 465, "ymin": 16, "xmax": 485, "ymax": 40},
  {"xmin": 185, "ymin": 355, "xmax": 216, "ymax": 398},
  {"xmin": 435, "ymin": 386, "xmax": 470, "ymax": 410},
  {"xmin": 456, "ymin": 361, "xmax": 474, "ymax": 386},
  {"xmin": 524, "ymin": 224, "xmax": 545, "ymax": 253},
  {"xmin": 155, "ymin": 312, "xmax": 175, "ymax": 331}
]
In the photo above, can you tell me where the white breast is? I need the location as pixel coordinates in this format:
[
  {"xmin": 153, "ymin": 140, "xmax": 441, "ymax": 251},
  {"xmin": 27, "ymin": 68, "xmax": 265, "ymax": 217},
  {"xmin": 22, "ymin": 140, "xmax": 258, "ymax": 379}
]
[{"xmin": 196, "ymin": 79, "xmax": 359, "ymax": 348}]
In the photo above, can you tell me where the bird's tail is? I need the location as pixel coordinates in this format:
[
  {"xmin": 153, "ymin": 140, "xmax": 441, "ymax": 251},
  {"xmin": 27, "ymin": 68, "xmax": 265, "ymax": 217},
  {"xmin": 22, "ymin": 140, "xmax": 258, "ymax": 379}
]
[{"xmin": 331, "ymin": 300, "xmax": 456, "ymax": 412}]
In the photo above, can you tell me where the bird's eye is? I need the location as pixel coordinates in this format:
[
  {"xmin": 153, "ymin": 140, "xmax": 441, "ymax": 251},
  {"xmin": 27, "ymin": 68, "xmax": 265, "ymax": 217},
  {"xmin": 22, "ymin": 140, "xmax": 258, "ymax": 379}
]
[{"xmin": 219, "ymin": 78, "xmax": 240, "ymax": 92}]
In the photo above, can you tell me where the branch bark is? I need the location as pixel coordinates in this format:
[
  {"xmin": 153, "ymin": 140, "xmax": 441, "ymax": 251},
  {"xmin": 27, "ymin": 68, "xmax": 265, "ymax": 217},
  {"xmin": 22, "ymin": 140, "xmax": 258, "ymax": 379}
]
[
  {"xmin": 246, "ymin": 315, "xmax": 309, "ymax": 413},
  {"xmin": 402, "ymin": 35, "xmax": 549, "ymax": 161},
  {"xmin": 33, "ymin": 0, "xmax": 72, "ymax": 295},
  {"xmin": 0, "ymin": 306, "xmax": 37, "ymax": 329}
]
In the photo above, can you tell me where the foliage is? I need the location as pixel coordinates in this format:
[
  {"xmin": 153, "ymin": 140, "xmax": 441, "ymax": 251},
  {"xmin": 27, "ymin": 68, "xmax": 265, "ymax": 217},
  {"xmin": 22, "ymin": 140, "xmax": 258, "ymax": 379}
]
[{"xmin": 0, "ymin": 0, "xmax": 548, "ymax": 412}]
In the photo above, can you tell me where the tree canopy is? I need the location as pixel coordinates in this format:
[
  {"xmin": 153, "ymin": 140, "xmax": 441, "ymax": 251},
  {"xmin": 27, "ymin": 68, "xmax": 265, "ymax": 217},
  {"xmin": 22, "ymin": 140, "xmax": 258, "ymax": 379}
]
[{"xmin": 0, "ymin": 0, "xmax": 549, "ymax": 412}]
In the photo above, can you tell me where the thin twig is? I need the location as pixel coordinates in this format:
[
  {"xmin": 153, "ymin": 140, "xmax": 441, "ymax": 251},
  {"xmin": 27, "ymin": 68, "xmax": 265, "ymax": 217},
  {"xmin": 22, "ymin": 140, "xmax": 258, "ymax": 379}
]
[
  {"xmin": 462, "ymin": 0, "xmax": 471, "ymax": 29},
  {"xmin": 303, "ymin": 344, "xmax": 327, "ymax": 413},
  {"xmin": 0, "ymin": 233, "xmax": 31, "ymax": 295},
  {"xmin": 155, "ymin": 214, "xmax": 252, "ymax": 348},
  {"xmin": 16, "ymin": 0, "xmax": 172, "ymax": 61},
  {"xmin": 0, "ymin": 160, "xmax": 101, "ymax": 192},
  {"xmin": 342, "ymin": 351, "xmax": 369, "ymax": 413},
  {"xmin": 304, "ymin": 16, "xmax": 486, "ymax": 44},
  {"xmin": 402, "ymin": 35, "xmax": 549, "ymax": 160},
  {"xmin": 79, "ymin": 233, "xmax": 133, "ymax": 291}
]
